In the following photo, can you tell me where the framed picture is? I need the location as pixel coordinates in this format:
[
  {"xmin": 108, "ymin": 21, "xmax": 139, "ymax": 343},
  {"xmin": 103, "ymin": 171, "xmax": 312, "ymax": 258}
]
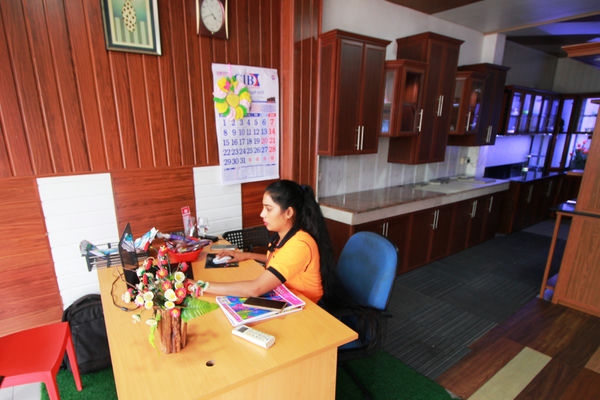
[{"xmin": 100, "ymin": 0, "xmax": 162, "ymax": 55}]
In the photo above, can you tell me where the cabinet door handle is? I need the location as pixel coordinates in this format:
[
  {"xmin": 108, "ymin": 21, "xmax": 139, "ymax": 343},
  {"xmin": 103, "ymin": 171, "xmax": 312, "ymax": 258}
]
[
  {"xmin": 417, "ymin": 109, "xmax": 424, "ymax": 132},
  {"xmin": 431, "ymin": 209, "xmax": 439, "ymax": 229},
  {"xmin": 488, "ymin": 196, "xmax": 494, "ymax": 213},
  {"xmin": 360, "ymin": 125, "xmax": 364, "ymax": 150},
  {"xmin": 437, "ymin": 95, "xmax": 444, "ymax": 117},
  {"xmin": 470, "ymin": 200, "xmax": 478, "ymax": 218},
  {"xmin": 381, "ymin": 221, "xmax": 389, "ymax": 237},
  {"xmin": 486, "ymin": 126, "xmax": 493, "ymax": 143},
  {"xmin": 355, "ymin": 126, "xmax": 361, "ymax": 150},
  {"xmin": 466, "ymin": 111, "xmax": 472, "ymax": 131},
  {"xmin": 527, "ymin": 186, "xmax": 534, "ymax": 203}
]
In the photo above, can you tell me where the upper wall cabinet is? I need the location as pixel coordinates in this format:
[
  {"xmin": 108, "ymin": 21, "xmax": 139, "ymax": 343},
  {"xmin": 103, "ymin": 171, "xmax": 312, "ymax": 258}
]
[
  {"xmin": 381, "ymin": 60, "xmax": 427, "ymax": 137},
  {"xmin": 317, "ymin": 30, "xmax": 390, "ymax": 156},
  {"xmin": 448, "ymin": 63, "xmax": 509, "ymax": 146},
  {"xmin": 388, "ymin": 32, "xmax": 463, "ymax": 164},
  {"xmin": 500, "ymin": 85, "xmax": 560, "ymax": 135},
  {"xmin": 448, "ymin": 70, "xmax": 485, "ymax": 136}
]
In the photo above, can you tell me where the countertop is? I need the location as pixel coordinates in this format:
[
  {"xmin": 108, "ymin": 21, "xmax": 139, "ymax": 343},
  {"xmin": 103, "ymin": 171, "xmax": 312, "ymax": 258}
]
[
  {"xmin": 507, "ymin": 171, "xmax": 562, "ymax": 183},
  {"xmin": 319, "ymin": 177, "xmax": 510, "ymax": 225}
]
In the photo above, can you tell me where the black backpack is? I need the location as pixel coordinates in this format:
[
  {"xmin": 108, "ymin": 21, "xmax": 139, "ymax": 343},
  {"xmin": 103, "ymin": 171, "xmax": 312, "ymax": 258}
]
[{"xmin": 62, "ymin": 294, "xmax": 112, "ymax": 373}]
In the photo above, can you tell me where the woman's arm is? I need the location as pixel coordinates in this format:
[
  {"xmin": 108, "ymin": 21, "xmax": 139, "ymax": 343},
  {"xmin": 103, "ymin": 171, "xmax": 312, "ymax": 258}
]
[{"xmin": 203, "ymin": 269, "xmax": 282, "ymax": 298}]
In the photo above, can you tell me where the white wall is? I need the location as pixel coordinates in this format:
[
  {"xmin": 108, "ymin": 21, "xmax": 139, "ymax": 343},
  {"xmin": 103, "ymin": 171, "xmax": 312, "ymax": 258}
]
[
  {"xmin": 38, "ymin": 167, "xmax": 243, "ymax": 309},
  {"xmin": 553, "ymin": 57, "xmax": 600, "ymax": 93},
  {"xmin": 502, "ymin": 41, "xmax": 558, "ymax": 90}
]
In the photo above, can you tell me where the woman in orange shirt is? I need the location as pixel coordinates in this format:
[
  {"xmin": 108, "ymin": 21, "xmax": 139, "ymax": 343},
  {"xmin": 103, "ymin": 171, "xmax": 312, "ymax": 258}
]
[{"xmin": 204, "ymin": 180, "xmax": 337, "ymax": 305}]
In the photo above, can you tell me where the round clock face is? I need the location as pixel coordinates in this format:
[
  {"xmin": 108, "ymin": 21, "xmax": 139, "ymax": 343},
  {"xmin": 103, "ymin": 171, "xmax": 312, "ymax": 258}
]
[{"xmin": 200, "ymin": 0, "xmax": 224, "ymax": 33}]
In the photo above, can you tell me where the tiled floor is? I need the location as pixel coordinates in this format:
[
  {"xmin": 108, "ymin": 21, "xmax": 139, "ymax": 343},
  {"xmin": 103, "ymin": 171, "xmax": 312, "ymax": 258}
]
[
  {"xmin": 437, "ymin": 298, "xmax": 600, "ymax": 399},
  {"xmin": 0, "ymin": 383, "xmax": 41, "ymax": 400}
]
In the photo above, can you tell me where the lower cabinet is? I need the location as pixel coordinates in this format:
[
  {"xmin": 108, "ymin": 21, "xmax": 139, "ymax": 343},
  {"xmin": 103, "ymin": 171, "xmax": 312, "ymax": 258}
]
[
  {"xmin": 325, "ymin": 190, "xmax": 507, "ymax": 275},
  {"xmin": 500, "ymin": 175, "xmax": 561, "ymax": 234}
]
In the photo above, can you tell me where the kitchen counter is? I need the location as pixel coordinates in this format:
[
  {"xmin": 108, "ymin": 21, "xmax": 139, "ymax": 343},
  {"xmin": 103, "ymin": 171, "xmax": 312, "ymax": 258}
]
[
  {"xmin": 507, "ymin": 171, "xmax": 562, "ymax": 183},
  {"xmin": 319, "ymin": 177, "xmax": 510, "ymax": 225}
]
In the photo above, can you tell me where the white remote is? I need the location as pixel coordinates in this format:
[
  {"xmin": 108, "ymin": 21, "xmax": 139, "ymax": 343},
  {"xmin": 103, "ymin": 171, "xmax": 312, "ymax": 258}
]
[{"xmin": 232, "ymin": 325, "xmax": 275, "ymax": 348}]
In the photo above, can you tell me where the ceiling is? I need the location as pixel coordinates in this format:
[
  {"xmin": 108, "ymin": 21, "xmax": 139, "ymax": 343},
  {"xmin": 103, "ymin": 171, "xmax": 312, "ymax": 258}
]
[{"xmin": 387, "ymin": 0, "xmax": 600, "ymax": 68}]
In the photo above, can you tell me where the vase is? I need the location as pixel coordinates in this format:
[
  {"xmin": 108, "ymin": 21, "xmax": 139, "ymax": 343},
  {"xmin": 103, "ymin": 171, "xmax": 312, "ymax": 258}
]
[{"xmin": 157, "ymin": 309, "xmax": 187, "ymax": 353}]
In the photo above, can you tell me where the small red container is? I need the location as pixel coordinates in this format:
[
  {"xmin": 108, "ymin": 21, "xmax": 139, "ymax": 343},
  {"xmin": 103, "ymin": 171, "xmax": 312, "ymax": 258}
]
[{"xmin": 167, "ymin": 249, "xmax": 202, "ymax": 263}]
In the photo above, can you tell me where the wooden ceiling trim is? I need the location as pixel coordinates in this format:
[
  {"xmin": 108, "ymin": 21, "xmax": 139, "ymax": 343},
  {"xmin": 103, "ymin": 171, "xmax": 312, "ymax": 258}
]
[{"xmin": 385, "ymin": 0, "xmax": 482, "ymax": 15}]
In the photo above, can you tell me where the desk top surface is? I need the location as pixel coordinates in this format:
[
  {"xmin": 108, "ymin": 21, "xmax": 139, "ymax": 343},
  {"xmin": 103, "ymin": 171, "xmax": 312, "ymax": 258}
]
[{"xmin": 97, "ymin": 248, "xmax": 357, "ymax": 400}]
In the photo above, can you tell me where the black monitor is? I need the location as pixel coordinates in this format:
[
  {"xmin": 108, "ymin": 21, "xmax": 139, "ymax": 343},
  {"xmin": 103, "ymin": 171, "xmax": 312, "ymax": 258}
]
[{"xmin": 118, "ymin": 223, "xmax": 140, "ymax": 287}]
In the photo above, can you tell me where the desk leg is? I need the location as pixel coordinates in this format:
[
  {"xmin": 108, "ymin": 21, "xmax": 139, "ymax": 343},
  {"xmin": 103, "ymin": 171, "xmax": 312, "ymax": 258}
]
[{"xmin": 539, "ymin": 214, "xmax": 563, "ymax": 299}]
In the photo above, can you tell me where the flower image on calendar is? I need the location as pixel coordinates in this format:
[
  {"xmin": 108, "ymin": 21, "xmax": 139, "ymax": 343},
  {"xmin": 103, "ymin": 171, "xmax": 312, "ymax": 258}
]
[{"xmin": 211, "ymin": 63, "xmax": 280, "ymax": 185}]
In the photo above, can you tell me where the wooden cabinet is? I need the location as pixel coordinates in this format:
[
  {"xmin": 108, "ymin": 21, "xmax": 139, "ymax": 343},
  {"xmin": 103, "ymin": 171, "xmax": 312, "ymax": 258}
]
[
  {"xmin": 324, "ymin": 190, "xmax": 508, "ymax": 276},
  {"xmin": 500, "ymin": 174, "xmax": 562, "ymax": 234},
  {"xmin": 388, "ymin": 32, "xmax": 463, "ymax": 164},
  {"xmin": 481, "ymin": 192, "xmax": 505, "ymax": 242},
  {"xmin": 501, "ymin": 86, "xmax": 560, "ymax": 135},
  {"xmin": 448, "ymin": 63, "xmax": 509, "ymax": 146},
  {"xmin": 381, "ymin": 60, "xmax": 427, "ymax": 137},
  {"xmin": 406, "ymin": 204, "xmax": 454, "ymax": 271},
  {"xmin": 354, "ymin": 215, "xmax": 410, "ymax": 272},
  {"xmin": 325, "ymin": 215, "xmax": 409, "ymax": 274},
  {"xmin": 317, "ymin": 30, "xmax": 390, "ymax": 156},
  {"xmin": 448, "ymin": 70, "xmax": 485, "ymax": 136}
]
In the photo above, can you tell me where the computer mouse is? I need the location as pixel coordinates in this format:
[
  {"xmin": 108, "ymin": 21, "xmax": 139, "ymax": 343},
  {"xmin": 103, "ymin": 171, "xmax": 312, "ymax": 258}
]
[{"xmin": 213, "ymin": 255, "xmax": 232, "ymax": 264}]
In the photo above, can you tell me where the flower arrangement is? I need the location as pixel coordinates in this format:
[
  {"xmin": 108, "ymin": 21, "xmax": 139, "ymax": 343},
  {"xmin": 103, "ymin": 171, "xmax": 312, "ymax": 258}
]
[
  {"xmin": 213, "ymin": 75, "xmax": 252, "ymax": 120},
  {"xmin": 570, "ymin": 139, "xmax": 590, "ymax": 169},
  {"xmin": 122, "ymin": 245, "xmax": 218, "ymax": 350}
]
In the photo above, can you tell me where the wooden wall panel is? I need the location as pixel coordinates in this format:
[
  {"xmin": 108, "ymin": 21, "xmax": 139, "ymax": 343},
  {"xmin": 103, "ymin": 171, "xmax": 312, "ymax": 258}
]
[
  {"xmin": 0, "ymin": 178, "xmax": 62, "ymax": 336},
  {"xmin": 0, "ymin": 0, "xmax": 287, "ymax": 177},
  {"xmin": 111, "ymin": 168, "xmax": 196, "ymax": 239},
  {"xmin": 0, "ymin": 0, "xmax": 321, "ymax": 334}
]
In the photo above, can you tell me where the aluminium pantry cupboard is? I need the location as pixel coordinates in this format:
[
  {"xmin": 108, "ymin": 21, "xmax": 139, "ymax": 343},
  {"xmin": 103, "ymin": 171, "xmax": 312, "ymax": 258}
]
[
  {"xmin": 448, "ymin": 63, "xmax": 509, "ymax": 146},
  {"xmin": 317, "ymin": 30, "xmax": 390, "ymax": 156},
  {"xmin": 388, "ymin": 32, "xmax": 463, "ymax": 164}
]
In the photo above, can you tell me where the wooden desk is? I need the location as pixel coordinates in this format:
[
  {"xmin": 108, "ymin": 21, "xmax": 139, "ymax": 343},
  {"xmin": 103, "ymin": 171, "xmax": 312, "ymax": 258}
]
[{"xmin": 97, "ymin": 250, "xmax": 357, "ymax": 399}]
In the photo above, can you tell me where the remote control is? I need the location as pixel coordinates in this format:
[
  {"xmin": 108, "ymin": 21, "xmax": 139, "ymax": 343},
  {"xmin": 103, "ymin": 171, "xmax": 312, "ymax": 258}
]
[{"xmin": 232, "ymin": 325, "xmax": 275, "ymax": 348}]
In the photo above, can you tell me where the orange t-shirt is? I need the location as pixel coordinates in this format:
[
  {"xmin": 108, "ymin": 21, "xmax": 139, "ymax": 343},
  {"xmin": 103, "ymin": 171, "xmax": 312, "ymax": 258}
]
[{"xmin": 266, "ymin": 230, "xmax": 323, "ymax": 303}]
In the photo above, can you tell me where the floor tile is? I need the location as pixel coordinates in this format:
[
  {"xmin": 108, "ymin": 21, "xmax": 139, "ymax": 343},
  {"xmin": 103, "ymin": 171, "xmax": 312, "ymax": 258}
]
[{"xmin": 468, "ymin": 347, "xmax": 551, "ymax": 400}]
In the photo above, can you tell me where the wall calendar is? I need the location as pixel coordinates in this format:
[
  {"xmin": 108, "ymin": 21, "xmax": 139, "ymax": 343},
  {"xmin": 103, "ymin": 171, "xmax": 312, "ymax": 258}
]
[{"xmin": 211, "ymin": 63, "xmax": 280, "ymax": 185}]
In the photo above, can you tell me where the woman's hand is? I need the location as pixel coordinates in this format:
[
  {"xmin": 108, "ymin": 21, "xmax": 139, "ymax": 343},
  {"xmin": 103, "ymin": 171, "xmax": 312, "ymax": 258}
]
[
  {"xmin": 216, "ymin": 250, "xmax": 267, "ymax": 264},
  {"xmin": 216, "ymin": 249, "xmax": 245, "ymax": 262}
]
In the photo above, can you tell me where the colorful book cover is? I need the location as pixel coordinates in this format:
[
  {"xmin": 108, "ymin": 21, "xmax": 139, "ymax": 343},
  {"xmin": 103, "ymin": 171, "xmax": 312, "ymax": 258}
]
[{"xmin": 216, "ymin": 284, "xmax": 305, "ymax": 327}]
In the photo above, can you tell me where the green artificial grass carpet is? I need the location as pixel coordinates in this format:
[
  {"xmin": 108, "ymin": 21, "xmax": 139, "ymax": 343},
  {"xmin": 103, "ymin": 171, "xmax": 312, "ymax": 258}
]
[
  {"xmin": 336, "ymin": 350, "xmax": 455, "ymax": 400},
  {"xmin": 41, "ymin": 367, "xmax": 117, "ymax": 400}
]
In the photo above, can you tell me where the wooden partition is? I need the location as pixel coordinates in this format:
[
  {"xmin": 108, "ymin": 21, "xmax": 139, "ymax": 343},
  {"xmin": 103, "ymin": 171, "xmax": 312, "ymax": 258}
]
[
  {"xmin": 111, "ymin": 168, "xmax": 196, "ymax": 238},
  {"xmin": 0, "ymin": 178, "xmax": 62, "ymax": 336}
]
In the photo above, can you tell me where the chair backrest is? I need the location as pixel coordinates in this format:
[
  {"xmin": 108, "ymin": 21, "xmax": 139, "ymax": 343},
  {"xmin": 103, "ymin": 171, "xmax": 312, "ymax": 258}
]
[
  {"xmin": 337, "ymin": 231, "xmax": 398, "ymax": 310},
  {"xmin": 223, "ymin": 226, "xmax": 270, "ymax": 252}
]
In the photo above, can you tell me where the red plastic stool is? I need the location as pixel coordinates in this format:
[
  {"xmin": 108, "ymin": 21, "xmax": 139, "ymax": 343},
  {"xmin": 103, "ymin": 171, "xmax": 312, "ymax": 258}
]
[{"xmin": 0, "ymin": 322, "xmax": 83, "ymax": 400}]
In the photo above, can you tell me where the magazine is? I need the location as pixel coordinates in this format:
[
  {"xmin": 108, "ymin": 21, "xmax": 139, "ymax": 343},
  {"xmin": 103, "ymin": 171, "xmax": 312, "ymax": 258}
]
[{"xmin": 216, "ymin": 284, "xmax": 305, "ymax": 327}]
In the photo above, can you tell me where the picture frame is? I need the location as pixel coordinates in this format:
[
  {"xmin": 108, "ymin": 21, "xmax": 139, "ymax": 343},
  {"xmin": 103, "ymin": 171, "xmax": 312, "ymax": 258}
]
[{"xmin": 100, "ymin": 0, "xmax": 162, "ymax": 55}]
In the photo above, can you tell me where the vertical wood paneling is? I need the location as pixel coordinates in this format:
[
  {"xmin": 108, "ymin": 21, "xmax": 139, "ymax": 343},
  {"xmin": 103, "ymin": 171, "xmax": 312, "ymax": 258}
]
[
  {"xmin": 0, "ymin": 0, "xmax": 320, "ymax": 334},
  {"xmin": 0, "ymin": 0, "xmax": 292, "ymax": 176},
  {"xmin": 64, "ymin": 0, "xmax": 109, "ymax": 171},
  {"xmin": 45, "ymin": 0, "xmax": 91, "ymax": 172},
  {"xmin": 111, "ymin": 168, "xmax": 196, "ymax": 238},
  {"xmin": 1, "ymin": 0, "xmax": 54, "ymax": 175},
  {"xmin": 0, "ymin": 15, "xmax": 33, "ymax": 177},
  {"xmin": 0, "ymin": 177, "xmax": 62, "ymax": 336},
  {"xmin": 24, "ymin": 0, "xmax": 73, "ymax": 173}
]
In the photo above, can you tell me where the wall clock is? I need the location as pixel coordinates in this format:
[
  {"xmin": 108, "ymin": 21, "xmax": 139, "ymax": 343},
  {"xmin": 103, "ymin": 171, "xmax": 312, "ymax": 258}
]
[{"xmin": 197, "ymin": 0, "xmax": 228, "ymax": 39}]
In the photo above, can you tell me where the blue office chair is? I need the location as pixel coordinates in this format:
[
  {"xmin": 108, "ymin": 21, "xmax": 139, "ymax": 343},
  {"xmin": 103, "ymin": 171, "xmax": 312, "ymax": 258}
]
[{"xmin": 335, "ymin": 231, "xmax": 398, "ymax": 352}]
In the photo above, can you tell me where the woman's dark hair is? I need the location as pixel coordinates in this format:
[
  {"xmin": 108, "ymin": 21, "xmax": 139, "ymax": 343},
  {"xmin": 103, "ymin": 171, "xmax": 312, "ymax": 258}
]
[{"xmin": 265, "ymin": 180, "xmax": 340, "ymax": 307}]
